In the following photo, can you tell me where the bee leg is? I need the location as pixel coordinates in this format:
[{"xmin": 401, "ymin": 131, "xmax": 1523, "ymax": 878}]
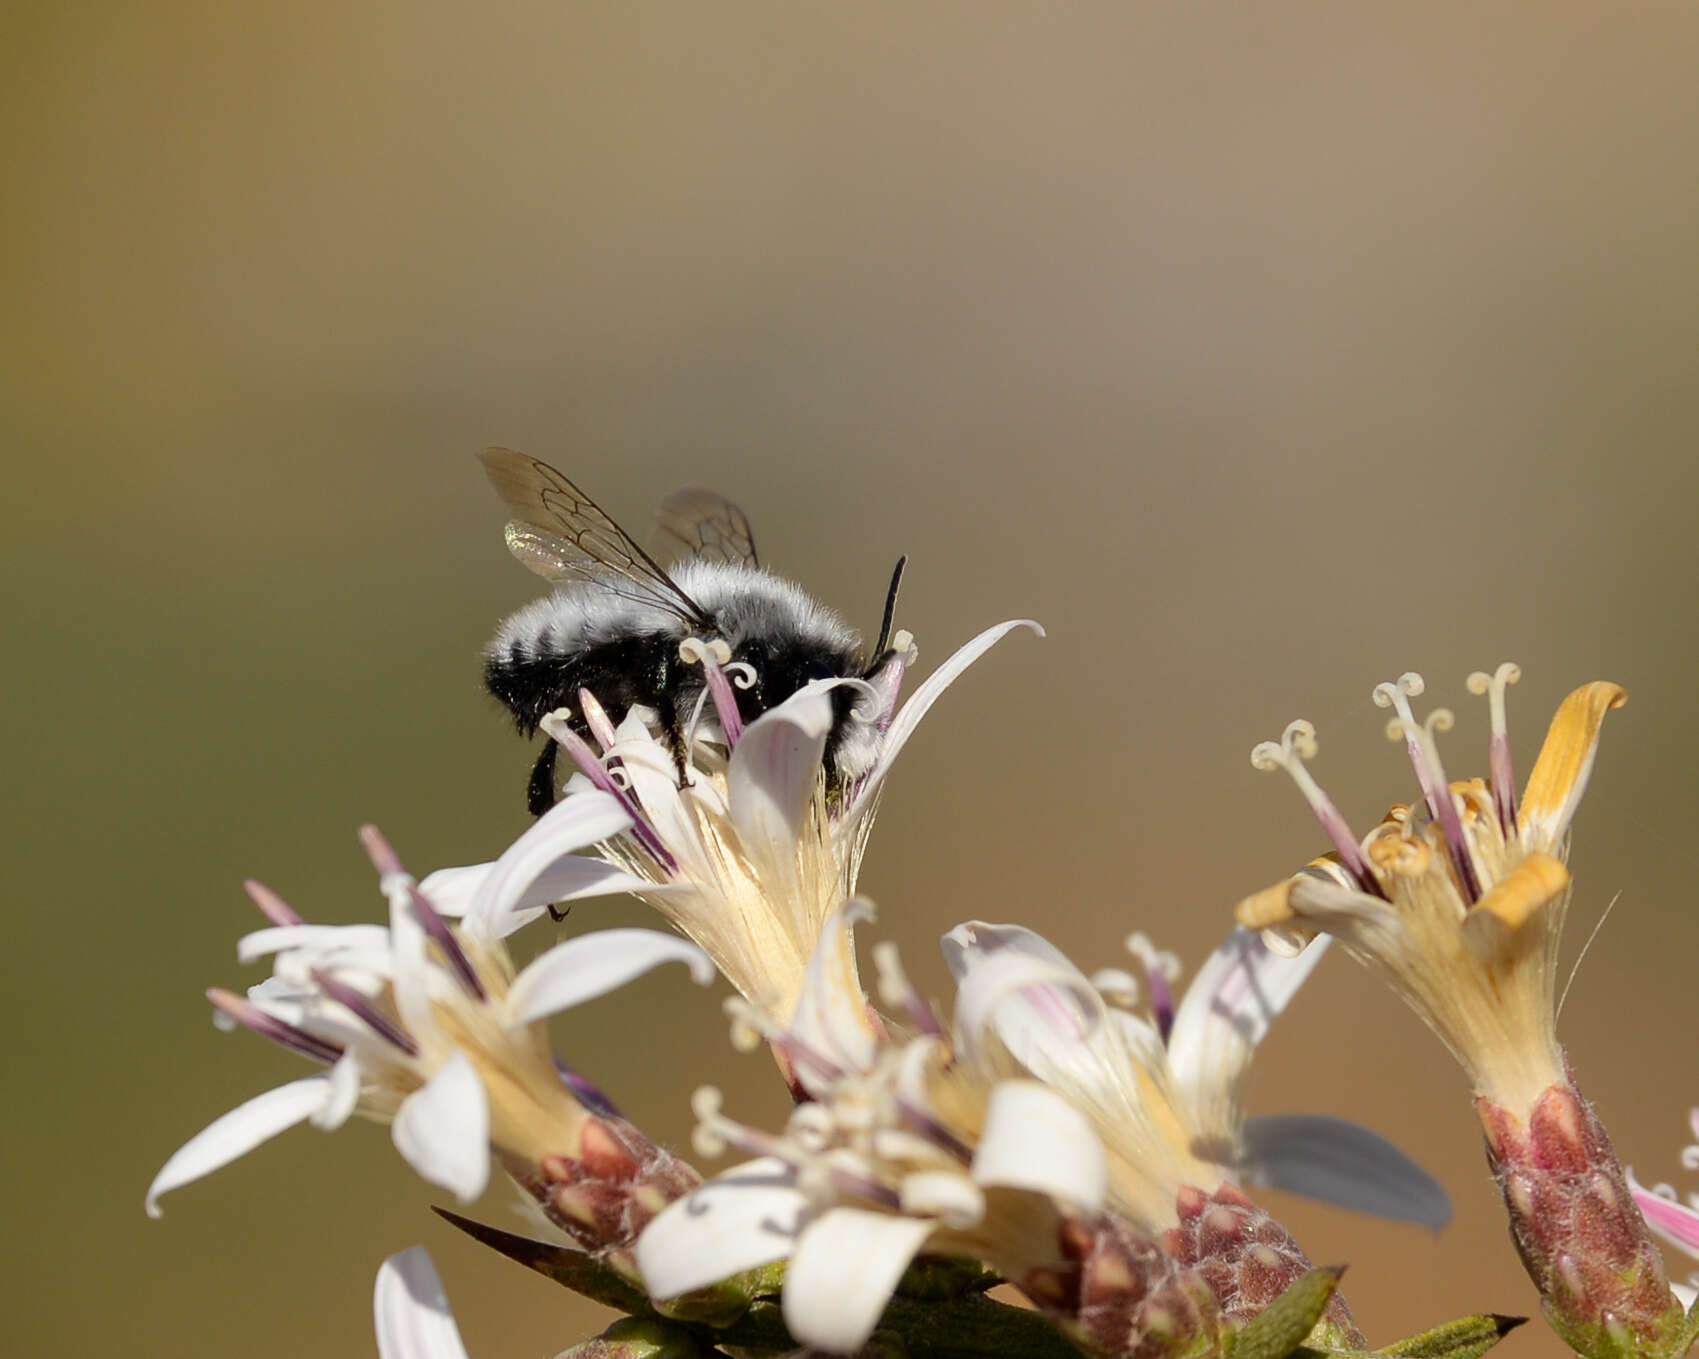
[
  {"xmin": 527, "ymin": 737, "xmax": 560, "ymax": 817},
  {"xmin": 547, "ymin": 902, "xmax": 571, "ymax": 922},
  {"xmin": 656, "ymin": 690, "xmax": 693, "ymax": 789}
]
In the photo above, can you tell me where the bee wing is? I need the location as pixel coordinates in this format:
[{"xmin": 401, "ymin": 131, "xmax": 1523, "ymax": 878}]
[
  {"xmin": 651, "ymin": 486, "xmax": 760, "ymax": 568},
  {"xmin": 479, "ymin": 448, "xmax": 711, "ymax": 624}
]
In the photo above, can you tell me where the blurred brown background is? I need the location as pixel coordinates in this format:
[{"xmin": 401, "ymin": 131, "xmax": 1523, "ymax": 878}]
[{"xmin": 5, "ymin": 3, "xmax": 1698, "ymax": 1355}]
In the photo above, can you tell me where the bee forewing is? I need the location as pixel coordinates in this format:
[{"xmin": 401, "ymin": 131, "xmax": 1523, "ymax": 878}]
[
  {"xmin": 502, "ymin": 523, "xmax": 585, "ymax": 583},
  {"xmin": 652, "ymin": 486, "xmax": 759, "ymax": 568},
  {"xmin": 478, "ymin": 447, "xmax": 709, "ymax": 624}
]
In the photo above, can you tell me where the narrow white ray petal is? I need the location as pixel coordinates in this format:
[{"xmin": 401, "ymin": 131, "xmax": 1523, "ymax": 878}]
[
  {"xmin": 238, "ymin": 924, "xmax": 393, "ymax": 966},
  {"xmin": 388, "ymin": 876, "xmax": 435, "ymax": 1039},
  {"xmin": 1166, "ymin": 930, "xmax": 1330, "ymax": 1128},
  {"xmin": 459, "ymin": 791, "xmax": 633, "ymax": 937},
  {"xmin": 727, "ymin": 688, "xmax": 833, "ymax": 884},
  {"xmin": 312, "ymin": 1053, "xmax": 364, "ymax": 1130},
  {"xmin": 949, "ymin": 944, "xmax": 1101, "ymax": 1069},
  {"xmin": 637, "ymin": 1159, "xmax": 809, "ymax": 1299},
  {"xmin": 619, "ymin": 739, "xmax": 707, "ymax": 863},
  {"xmin": 507, "ymin": 929, "xmax": 714, "ymax": 1025},
  {"xmin": 973, "ymin": 1081, "xmax": 1106, "ymax": 1211},
  {"xmin": 1673, "ymin": 1282, "xmax": 1696, "ymax": 1309},
  {"xmin": 941, "ymin": 919, "xmax": 1079, "ymax": 980},
  {"xmin": 412, "ymin": 864, "xmax": 490, "ymax": 918},
  {"xmin": 145, "ymin": 1077, "xmax": 331, "ymax": 1217},
  {"xmin": 438, "ymin": 859, "xmax": 665, "ymax": 935},
  {"xmin": 783, "ymin": 1207, "xmax": 935, "ymax": 1352},
  {"xmin": 391, "ymin": 1053, "xmax": 489, "ymax": 1202},
  {"xmin": 374, "ymin": 1248, "xmax": 471, "ymax": 1359},
  {"xmin": 845, "ymin": 620, "xmax": 1042, "ymax": 824},
  {"xmin": 1242, "ymin": 1114, "xmax": 1452, "ymax": 1228},
  {"xmin": 789, "ymin": 901, "xmax": 878, "ymax": 1076}
]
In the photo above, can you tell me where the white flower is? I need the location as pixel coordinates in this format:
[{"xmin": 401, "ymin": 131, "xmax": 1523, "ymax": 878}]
[
  {"xmin": 636, "ymin": 902, "xmax": 1105, "ymax": 1354},
  {"xmin": 424, "ymin": 620, "xmax": 1041, "ymax": 1036},
  {"xmin": 374, "ymin": 1248, "xmax": 471, "ymax": 1359},
  {"xmin": 639, "ymin": 1076, "xmax": 1102, "ymax": 1354},
  {"xmin": 1238, "ymin": 667, "xmax": 1626, "ymax": 1114},
  {"xmin": 147, "ymin": 827, "xmax": 712, "ymax": 1217},
  {"xmin": 942, "ymin": 922, "xmax": 1450, "ymax": 1231}
]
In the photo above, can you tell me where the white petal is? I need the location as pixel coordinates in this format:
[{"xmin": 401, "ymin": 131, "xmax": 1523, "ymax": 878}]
[
  {"xmin": 238, "ymin": 924, "xmax": 392, "ymax": 966},
  {"xmin": 973, "ymin": 1081, "xmax": 1106, "ymax": 1211},
  {"xmin": 460, "ymin": 791, "xmax": 633, "ymax": 938},
  {"xmin": 947, "ymin": 937, "xmax": 1101, "ymax": 1068},
  {"xmin": 374, "ymin": 1247, "xmax": 471, "ymax": 1359},
  {"xmin": 899, "ymin": 1169, "xmax": 984, "ymax": 1227},
  {"xmin": 146, "ymin": 1077, "xmax": 331, "ymax": 1217},
  {"xmin": 1166, "ymin": 931, "xmax": 1330, "ymax": 1137},
  {"xmin": 1673, "ymin": 1282, "xmax": 1697, "ymax": 1309},
  {"xmin": 789, "ymin": 901, "xmax": 878, "ymax": 1078},
  {"xmin": 845, "ymin": 620, "xmax": 1042, "ymax": 825},
  {"xmin": 783, "ymin": 1207, "xmax": 935, "ymax": 1352},
  {"xmin": 1242, "ymin": 1114, "xmax": 1452, "ymax": 1229},
  {"xmin": 312, "ymin": 1053, "xmax": 364, "ymax": 1130},
  {"xmin": 391, "ymin": 1053, "xmax": 489, "ymax": 1202},
  {"xmin": 388, "ymin": 875, "xmax": 436, "ymax": 1039},
  {"xmin": 727, "ymin": 688, "xmax": 833, "ymax": 881},
  {"xmin": 637, "ymin": 1158, "xmax": 809, "ymax": 1299},
  {"xmin": 506, "ymin": 928, "xmax": 714, "ymax": 1025},
  {"xmin": 425, "ymin": 856, "xmax": 662, "ymax": 934}
]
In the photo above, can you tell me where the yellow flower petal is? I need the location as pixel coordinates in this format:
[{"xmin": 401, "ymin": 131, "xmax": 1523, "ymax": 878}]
[
  {"xmin": 1468, "ymin": 851, "xmax": 1569, "ymax": 931},
  {"xmin": 1236, "ymin": 879, "xmax": 1297, "ymax": 930},
  {"xmin": 1517, "ymin": 682, "xmax": 1627, "ymax": 853}
]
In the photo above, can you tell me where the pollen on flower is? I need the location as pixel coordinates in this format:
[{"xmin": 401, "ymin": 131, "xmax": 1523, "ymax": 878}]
[{"xmin": 1240, "ymin": 666, "xmax": 1626, "ymax": 1116}]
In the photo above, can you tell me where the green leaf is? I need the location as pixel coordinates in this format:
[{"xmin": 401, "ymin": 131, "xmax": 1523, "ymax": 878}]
[
  {"xmin": 1366, "ymin": 1313, "xmax": 1526, "ymax": 1359},
  {"xmin": 553, "ymin": 1316, "xmax": 719, "ymax": 1359},
  {"xmin": 433, "ymin": 1207, "xmax": 650, "ymax": 1314},
  {"xmin": 1227, "ymin": 1267, "xmax": 1344, "ymax": 1359},
  {"xmin": 434, "ymin": 1206, "xmax": 1086, "ymax": 1359}
]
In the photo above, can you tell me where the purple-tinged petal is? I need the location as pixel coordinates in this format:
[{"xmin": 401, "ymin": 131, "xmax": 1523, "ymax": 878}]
[
  {"xmin": 146, "ymin": 1077, "xmax": 332, "ymax": 1217},
  {"xmin": 391, "ymin": 1053, "xmax": 489, "ymax": 1202},
  {"xmin": 727, "ymin": 688, "xmax": 833, "ymax": 884},
  {"xmin": 374, "ymin": 1248, "xmax": 471, "ymax": 1359},
  {"xmin": 506, "ymin": 929, "xmax": 713, "ymax": 1026},
  {"xmin": 1630, "ymin": 1169, "xmax": 1699, "ymax": 1259},
  {"xmin": 973, "ymin": 1081, "xmax": 1106, "ymax": 1212},
  {"xmin": 784, "ymin": 1207, "xmax": 935, "ymax": 1352},
  {"xmin": 943, "ymin": 923, "xmax": 1101, "ymax": 1069},
  {"xmin": 1243, "ymin": 1114, "xmax": 1452, "ymax": 1228},
  {"xmin": 637, "ymin": 1158, "xmax": 808, "ymax": 1300},
  {"xmin": 1165, "ymin": 930, "xmax": 1330, "ymax": 1130},
  {"xmin": 458, "ymin": 790, "xmax": 633, "ymax": 938},
  {"xmin": 845, "ymin": 621, "xmax": 1042, "ymax": 825}
]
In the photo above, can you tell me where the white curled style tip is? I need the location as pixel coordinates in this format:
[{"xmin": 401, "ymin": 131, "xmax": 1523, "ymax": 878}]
[
  {"xmin": 1384, "ymin": 706, "xmax": 1454, "ymax": 751},
  {"xmin": 722, "ymin": 996, "xmax": 769, "ymax": 1054},
  {"xmin": 722, "ymin": 661, "xmax": 758, "ymax": 691},
  {"xmin": 690, "ymin": 1086, "xmax": 732, "ymax": 1158},
  {"xmin": 1466, "ymin": 662, "xmax": 1522, "ymax": 714},
  {"xmin": 1250, "ymin": 719, "xmax": 1319, "ymax": 773},
  {"xmin": 1371, "ymin": 671, "xmax": 1426, "ymax": 720},
  {"xmin": 678, "ymin": 636, "xmax": 733, "ymax": 667}
]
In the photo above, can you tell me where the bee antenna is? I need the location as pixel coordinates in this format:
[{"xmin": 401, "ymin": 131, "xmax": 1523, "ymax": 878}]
[{"xmin": 872, "ymin": 555, "xmax": 908, "ymax": 657}]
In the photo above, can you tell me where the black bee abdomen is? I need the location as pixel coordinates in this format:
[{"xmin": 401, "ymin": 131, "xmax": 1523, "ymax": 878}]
[{"xmin": 484, "ymin": 633, "xmax": 685, "ymax": 737}]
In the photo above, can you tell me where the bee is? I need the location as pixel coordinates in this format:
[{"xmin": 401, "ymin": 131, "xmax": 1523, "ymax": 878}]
[{"xmin": 479, "ymin": 448, "xmax": 908, "ymax": 815}]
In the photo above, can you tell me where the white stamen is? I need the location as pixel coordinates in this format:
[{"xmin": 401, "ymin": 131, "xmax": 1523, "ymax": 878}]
[{"xmin": 1089, "ymin": 967, "xmax": 1141, "ymax": 1008}]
